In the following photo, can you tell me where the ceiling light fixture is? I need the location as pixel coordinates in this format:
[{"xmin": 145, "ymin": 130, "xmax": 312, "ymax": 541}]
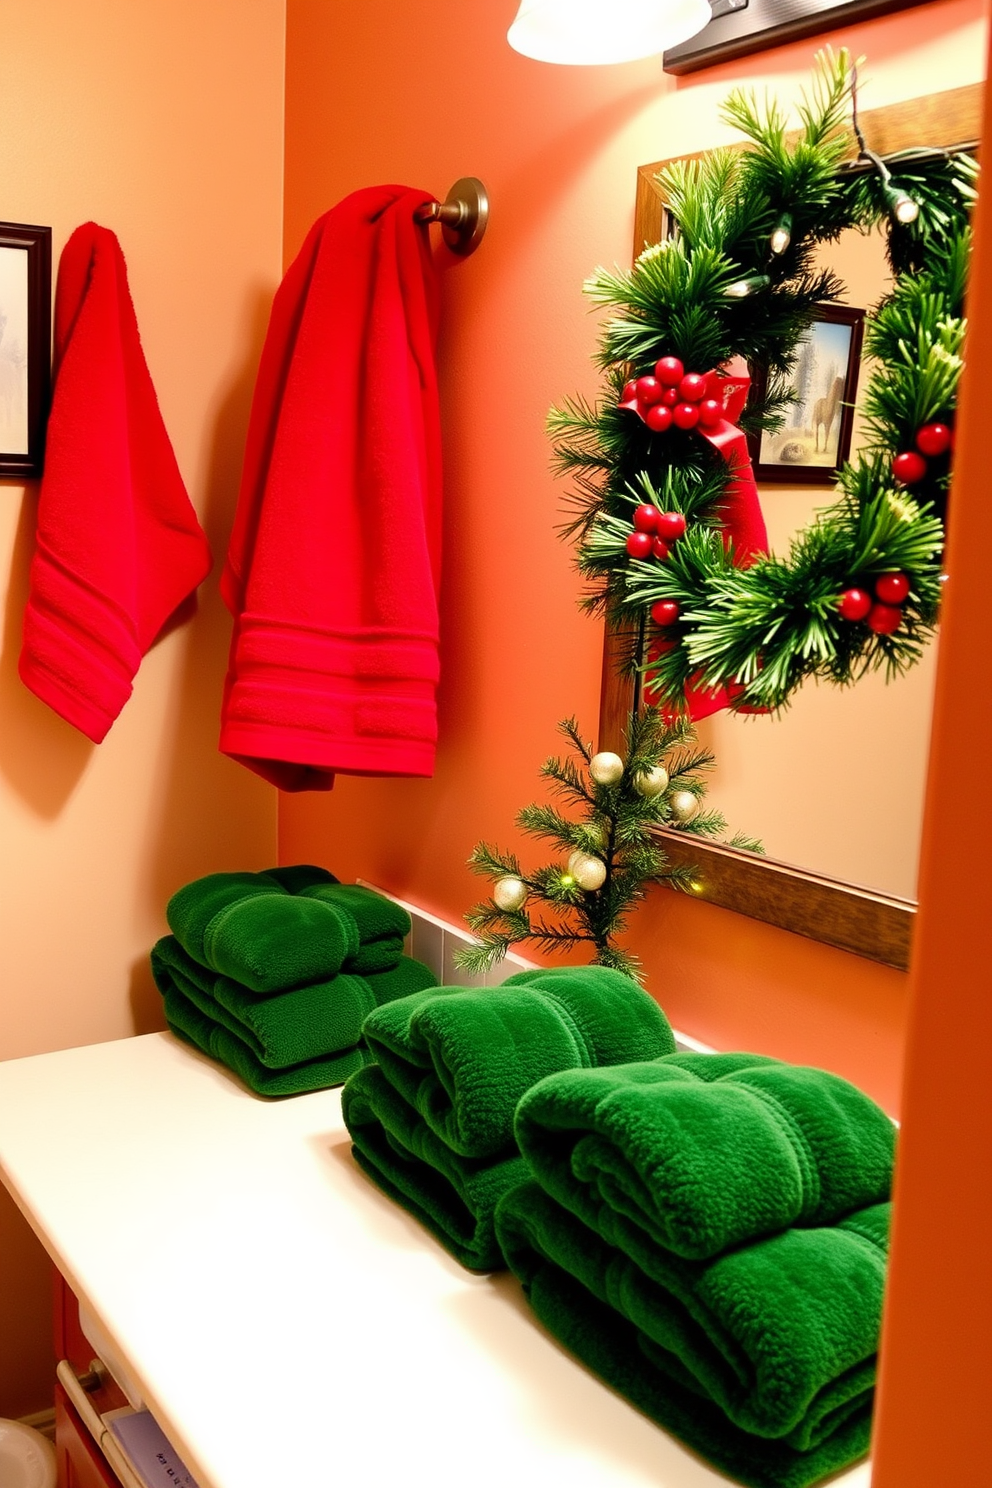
[{"xmin": 507, "ymin": 0, "xmax": 712, "ymax": 66}]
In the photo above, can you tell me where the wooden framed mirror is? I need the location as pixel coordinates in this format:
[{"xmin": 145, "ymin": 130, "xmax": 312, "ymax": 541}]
[{"xmin": 599, "ymin": 82, "xmax": 983, "ymax": 972}]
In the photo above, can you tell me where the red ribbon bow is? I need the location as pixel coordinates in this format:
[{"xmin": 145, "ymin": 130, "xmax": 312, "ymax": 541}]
[{"xmin": 621, "ymin": 356, "xmax": 770, "ymax": 719}]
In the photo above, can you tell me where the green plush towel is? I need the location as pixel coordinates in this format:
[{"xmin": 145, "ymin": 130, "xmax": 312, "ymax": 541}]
[
  {"xmin": 496, "ymin": 1180, "xmax": 884, "ymax": 1488},
  {"xmin": 162, "ymin": 980, "xmax": 367, "ymax": 1098},
  {"xmin": 343, "ymin": 1064, "xmax": 528, "ymax": 1271},
  {"xmin": 347, "ymin": 936, "xmax": 406, "ymax": 975},
  {"xmin": 361, "ymin": 965, "xmax": 677, "ymax": 1162},
  {"xmin": 303, "ymin": 882, "xmax": 410, "ymax": 942},
  {"xmin": 514, "ymin": 1053, "xmax": 895, "ymax": 1259},
  {"xmin": 193, "ymin": 892, "xmax": 359, "ymax": 992},
  {"xmin": 151, "ymin": 938, "xmax": 435, "ymax": 1069}
]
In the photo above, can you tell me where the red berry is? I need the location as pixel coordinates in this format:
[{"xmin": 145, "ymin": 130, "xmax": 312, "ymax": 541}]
[
  {"xmin": 698, "ymin": 398, "xmax": 723, "ymax": 428},
  {"xmin": 655, "ymin": 510, "xmax": 687, "ymax": 543},
  {"xmin": 645, "ymin": 403, "xmax": 673, "ymax": 433},
  {"xmin": 620, "ymin": 380, "xmax": 638, "ymax": 404},
  {"xmin": 867, "ymin": 602, "xmax": 902, "ymax": 635},
  {"xmin": 661, "ymin": 386, "xmax": 680, "ymax": 406},
  {"xmin": 875, "ymin": 571, "xmax": 911, "ymax": 605},
  {"xmin": 655, "ymin": 356, "xmax": 684, "ymax": 386},
  {"xmin": 632, "ymin": 504, "xmax": 660, "ymax": 533},
  {"xmin": 635, "ymin": 376, "xmax": 664, "ymax": 406},
  {"xmin": 626, "ymin": 531, "xmax": 653, "ymax": 559},
  {"xmin": 652, "ymin": 537, "xmax": 671, "ymax": 561},
  {"xmin": 915, "ymin": 422, "xmax": 952, "ymax": 457},
  {"xmin": 673, "ymin": 403, "xmax": 700, "ymax": 430},
  {"xmin": 678, "ymin": 372, "xmax": 707, "ymax": 403},
  {"xmin": 651, "ymin": 600, "xmax": 681, "ymax": 626},
  {"xmin": 836, "ymin": 587, "xmax": 872, "ymax": 622},
  {"xmin": 892, "ymin": 450, "xmax": 927, "ymax": 485}
]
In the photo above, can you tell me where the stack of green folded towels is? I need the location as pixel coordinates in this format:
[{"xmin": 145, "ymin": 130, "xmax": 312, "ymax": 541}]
[
  {"xmin": 495, "ymin": 1051, "xmax": 896, "ymax": 1488},
  {"xmin": 151, "ymin": 864, "xmax": 436, "ymax": 1097},
  {"xmin": 341, "ymin": 965, "xmax": 678, "ymax": 1271}
]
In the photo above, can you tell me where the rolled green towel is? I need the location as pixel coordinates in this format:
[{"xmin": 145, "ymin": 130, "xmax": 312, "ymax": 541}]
[
  {"xmin": 361, "ymin": 965, "xmax": 676, "ymax": 1161},
  {"xmin": 166, "ymin": 865, "xmax": 339, "ymax": 968},
  {"xmin": 342, "ymin": 1064, "xmax": 527, "ymax": 1271},
  {"xmin": 514, "ymin": 1053, "xmax": 895, "ymax": 1259},
  {"xmin": 167, "ymin": 870, "xmax": 285, "ymax": 962},
  {"xmin": 161, "ymin": 979, "xmax": 367, "ymax": 1097},
  {"xmin": 496, "ymin": 1179, "xmax": 884, "ymax": 1488},
  {"xmin": 302, "ymin": 882, "xmax": 410, "ymax": 943},
  {"xmin": 151, "ymin": 938, "xmax": 435, "ymax": 1068},
  {"xmin": 200, "ymin": 893, "xmax": 360, "ymax": 992},
  {"xmin": 346, "ymin": 936, "xmax": 406, "ymax": 976}
]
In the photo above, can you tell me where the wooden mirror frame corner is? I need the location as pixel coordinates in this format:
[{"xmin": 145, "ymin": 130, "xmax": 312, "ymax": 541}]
[{"xmin": 599, "ymin": 81, "xmax": 983, "ymax": 972}]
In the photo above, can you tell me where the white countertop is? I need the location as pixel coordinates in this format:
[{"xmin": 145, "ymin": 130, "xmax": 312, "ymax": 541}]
[{"xmin": 0, "ymin": 1032, "xmax": 871, "ymax": 1488}]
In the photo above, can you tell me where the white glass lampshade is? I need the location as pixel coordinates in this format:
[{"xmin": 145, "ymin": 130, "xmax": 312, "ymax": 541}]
[{"xmin": 507, "ymin": 0, "xmax": 711, "ymax": 65}]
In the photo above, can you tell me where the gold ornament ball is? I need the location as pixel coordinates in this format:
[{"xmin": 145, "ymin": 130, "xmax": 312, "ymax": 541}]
[
  {"xmin": 567, "ymin": 849, "xmax": 585, "ymax": 876},
  {"xmin": 634, "ymin": 765, "xmax": 669, "ymax": 799},
  {"xmin": 493, "ymin": 876, "xmax": 528, "ymax": 912},
  {"xmin": 669, "ymin": 789, "xmax": 699, "ymax": 823},
  {"xmin": 571, "ymin": 853, "xmax": 607, "ymax": 892},
  {"xmin": 589, "ymin": 751, "xmax": 624, "ymax": 786}
]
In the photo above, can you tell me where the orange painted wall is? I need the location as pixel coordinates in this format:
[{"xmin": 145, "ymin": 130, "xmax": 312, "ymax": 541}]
[
  {"xmin": 0, "ymin": 0, "xmax": 284, "ymax": 1415},
  {"xmin": 281, "ymin": 0, "xmax": 987, "ymax": 1118}
]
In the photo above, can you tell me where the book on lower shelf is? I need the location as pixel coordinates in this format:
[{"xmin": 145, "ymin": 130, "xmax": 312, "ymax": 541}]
[{"xmin": 105, "ymin": 1409, "xmax": 200, "ymax": 1488}]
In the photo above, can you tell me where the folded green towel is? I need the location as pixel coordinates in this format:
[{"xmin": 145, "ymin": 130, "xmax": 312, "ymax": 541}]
[
  {"xmin": 151, "ymin": 938, "xmax": 435, "ymax": 1069},
  {"xmin": 514, "ymin": 1053, "xmax": 895, "ymax": 1259},
  {"xmin": 302, "ymin": 882, "xmax": 410, "ymax": 943},
  {"xmin": 496, "ymin": 1179, "xmax": 884, "ymax": 1488},
  {"xmin": 361, "ymin": 965, "xmax": 677, "ymax": 1161},
  {"xmin": 197, "ymin": 893, "xmax": 359, "ymax": 992},
  {"xmin": 167, "ymin": 870, "xmax": 286, "ymax": 961},
  {"xmin": 162, "ymin": 979, "xmax": 367, "ymax": 1097},
  {"xmin": 343, "ymin": 1064, "xmax": 528, "ymax": 1271},
  {"xmin": 346, "ymin": 936, "xmax": 406, "ymax": 976}
]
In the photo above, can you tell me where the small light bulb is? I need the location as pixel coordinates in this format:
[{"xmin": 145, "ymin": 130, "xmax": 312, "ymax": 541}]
[
  {"xmin": 769, "ymin": 213, "xmax": 792, "ymax": 255},
  {"xmin": 893, "ymin": 192, "xmax": 919, "ymax": 225},
  {"xmin": 560, "ymin": 874, "xmax": 575, "ymax": 888},
  {"xmin": 690, "ymin": 880, "xmax": 704, "ymax": 894},
  {"xmin": 724, "ymin": 274, "xmax": 771, "ymax": 299}
]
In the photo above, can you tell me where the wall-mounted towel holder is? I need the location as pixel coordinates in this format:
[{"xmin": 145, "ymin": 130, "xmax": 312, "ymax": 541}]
[{"xmin": 416, "ymin": 178, "xmax": 489, "ymax": 257}]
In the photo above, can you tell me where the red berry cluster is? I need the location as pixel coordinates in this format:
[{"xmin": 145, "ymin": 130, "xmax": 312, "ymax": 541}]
[
  {"xmin": 625, "ymin": 505, "xmax": 687, "ymax": 563},
  {"xmin": 892, "ymin": 422, "xmax": 953, "ymax": 487},
  {"xmin": 620, "ymin": 356, "xmax": 723, "ymax": 435},
  {"xmin": 837, "ymin": 571, "xmax": 911, "ymax": 634}
]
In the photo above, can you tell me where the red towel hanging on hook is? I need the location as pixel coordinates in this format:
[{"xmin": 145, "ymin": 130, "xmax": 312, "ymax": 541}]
[
  {"xmin": 219, "ymin": 184, "xmax": 443, "ymax": 791},
  {"xmin": 19, "ymin": 223, "xmax": 212, "ymax": 743}
]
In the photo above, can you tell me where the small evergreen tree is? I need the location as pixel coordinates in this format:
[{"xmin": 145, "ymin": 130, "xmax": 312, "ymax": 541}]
[{"xmin": 457, "ymin": 710, "xmax": 761, "ymax": 982}]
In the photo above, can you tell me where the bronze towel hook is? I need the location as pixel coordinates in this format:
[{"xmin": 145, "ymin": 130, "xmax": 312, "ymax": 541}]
[{"xmin": 415, "ymin": 178, "xmax": 489, "ymax": 257}]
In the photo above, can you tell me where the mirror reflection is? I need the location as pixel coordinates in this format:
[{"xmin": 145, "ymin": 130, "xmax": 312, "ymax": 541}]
[{"xmin": 696, "ymin": 225, "xmax": 936, "ymax": 901}]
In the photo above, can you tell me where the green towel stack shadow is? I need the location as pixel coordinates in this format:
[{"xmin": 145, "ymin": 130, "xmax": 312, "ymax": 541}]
[
  {"xmin": 341, "ymin": 964, "xmax": 678, "ymax": 1270},
  {"xmin": 151, "ymin": 865, "xmax": 435, "ymax": 1097},
  {"xmin": 495, "ymin": 1053, "xmax": 896, "ymax": 1488}
]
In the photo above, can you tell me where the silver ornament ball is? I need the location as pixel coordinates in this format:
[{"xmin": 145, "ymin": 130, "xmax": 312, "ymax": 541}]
[
  {"xmin": 668, "ymin": 789, "xmax": 699, "ymax": 823},
  {"xmin": 493, "ymin": 876, "xmax": 528, "ymax": 912},
  {"xmin": 571, "ymin": 853, "xmax": 607, "ymax": 892},
  {"xmin": 589, "ymin": 751, "xmax": 624, "ymax": 786},
  {"xmin": 634, "ymin": 764, "xmax": 669, "ymax": 799}
]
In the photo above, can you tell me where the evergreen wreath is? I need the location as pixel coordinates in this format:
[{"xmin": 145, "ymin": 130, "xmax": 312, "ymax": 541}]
[
  {"xmin": 551, "ymin": 50, "xmax": 977, "ymax": 713},
  {"xmin": 456, "ymin": 711, "xmax": 761, "ymax": 982}
]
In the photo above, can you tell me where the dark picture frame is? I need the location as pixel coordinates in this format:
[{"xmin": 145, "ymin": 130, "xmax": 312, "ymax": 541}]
[
  {"xmin": 748, "ymin": 304, "xmax": 865, "ymax": 484},
  {"xmin": 663, "ymin": 0, "xmax": 937, "ymax": 76},
  {"xmin": 0, "ymin": 221, "xmax": 52, "ymax": 479}
]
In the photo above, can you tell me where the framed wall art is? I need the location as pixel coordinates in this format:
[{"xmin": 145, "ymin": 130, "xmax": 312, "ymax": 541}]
[
  {"xmin": 0, "ymin": 221, "xmax": 52, "ymax": 479},
  {"xmin": 748, "ymin": 304, "xmax": 865, "ymax": 484},
  {"xmin": 663, "ymin": 0, "xmax": 936, "ymax": 75}
]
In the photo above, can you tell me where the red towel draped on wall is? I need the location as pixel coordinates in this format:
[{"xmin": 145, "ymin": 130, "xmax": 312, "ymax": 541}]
[
  {"xmin": 219, "ymin": 184, "xmax": 443, "ymax": 792},
  {"xmin": 19, "ymin": 223, "xmax": 212, "ymax": 743}
]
